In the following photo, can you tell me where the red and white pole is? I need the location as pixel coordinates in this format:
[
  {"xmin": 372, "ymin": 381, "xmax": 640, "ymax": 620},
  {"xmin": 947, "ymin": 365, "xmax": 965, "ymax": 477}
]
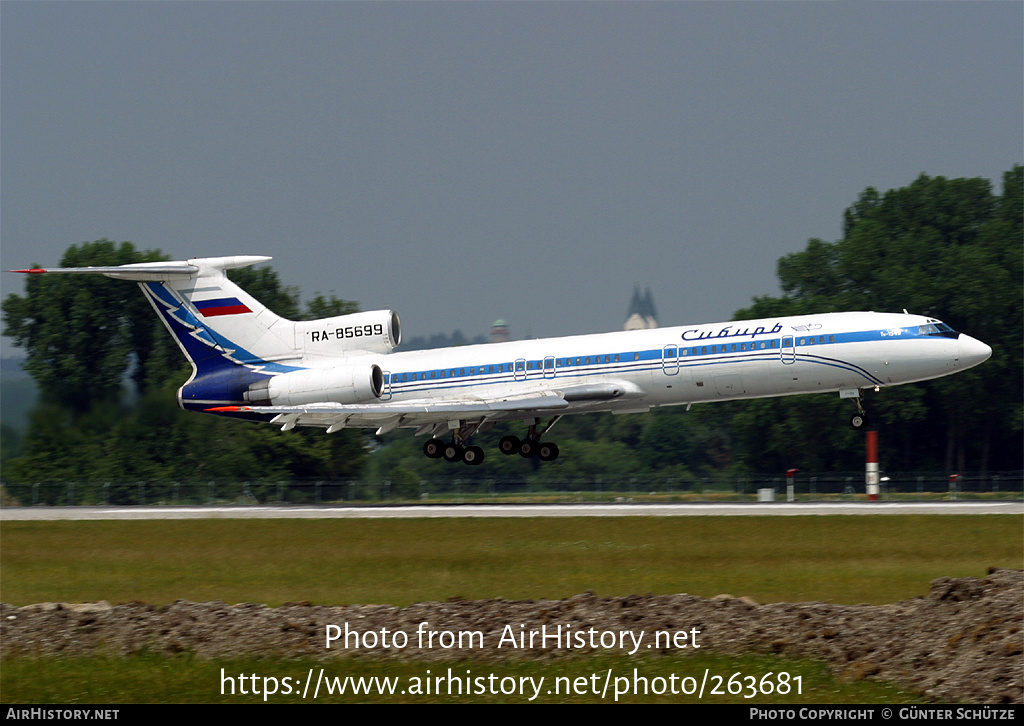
[
  {"xmin": 865, "ymin": 430, "xmax": 879, "ymax": 501},
  {"xmin": 786, "ymin": 468, "xmax": 799, "ymax": 502}
]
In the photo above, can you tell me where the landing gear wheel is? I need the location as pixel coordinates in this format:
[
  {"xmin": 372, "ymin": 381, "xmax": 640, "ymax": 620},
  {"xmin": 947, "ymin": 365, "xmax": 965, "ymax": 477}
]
[
  {"xmin": 519, "ymin": 439, "xmax": 539, "ymax": 458},
  {"xmin": 538, "ymin": 442, "xmax": 560, "ymax": 461},
  {"xmin": 850, "ymin": 413, "xmax": 869, "ymax": 430},
  {"xmin": 463, "ymin": 446, "xmax": 485, "ymax": 466},
  {"xmin": 498, "ymin": 435, "xmax": 520, "ymax": 456},
  {"xmin": 423, "ymin": 438, "xmax": 445, "ymax": 458},
  {"xmin": 443, "ymin": 443, "xmax": 465, "ymax": 462}
]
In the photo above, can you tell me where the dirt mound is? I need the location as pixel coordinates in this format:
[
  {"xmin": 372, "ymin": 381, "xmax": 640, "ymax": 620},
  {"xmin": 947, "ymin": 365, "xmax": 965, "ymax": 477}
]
[{"xmin": 3, "ymin": 569, "xmax": 1021, "ymax": 703}]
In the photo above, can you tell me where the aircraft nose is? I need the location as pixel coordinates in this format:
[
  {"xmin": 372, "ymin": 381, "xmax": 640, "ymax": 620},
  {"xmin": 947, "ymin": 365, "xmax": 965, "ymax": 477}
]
[{"xmin": 957, "ymin": 334, "xmax": 992, "ymax": 370}]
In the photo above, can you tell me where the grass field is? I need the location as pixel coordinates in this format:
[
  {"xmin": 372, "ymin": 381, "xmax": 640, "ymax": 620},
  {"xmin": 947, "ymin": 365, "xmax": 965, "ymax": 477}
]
[
  {"xmin": 3, "ymin": 516, "xmax": 1021, "ymax": 606},
  {"xmin": 2, "ymin": 514, "xmax": 1021, "ymax": 703}
]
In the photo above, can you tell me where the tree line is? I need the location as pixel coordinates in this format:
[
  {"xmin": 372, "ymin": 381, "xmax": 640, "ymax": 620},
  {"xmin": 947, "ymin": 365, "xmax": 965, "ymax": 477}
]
[
  {"xmin": 2, "ymin": 167, "xmax": 1020, "ymax": 500},
  {"xmin": 1, "ymin": 241, "xmax": 366, "ymax": 493}
]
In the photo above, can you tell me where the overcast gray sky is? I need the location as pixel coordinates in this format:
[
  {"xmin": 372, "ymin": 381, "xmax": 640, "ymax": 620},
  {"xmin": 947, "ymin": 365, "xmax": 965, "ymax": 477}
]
[{"xmin": 2, "ymin": 1, "xmax": 1020, "ymax": 357}]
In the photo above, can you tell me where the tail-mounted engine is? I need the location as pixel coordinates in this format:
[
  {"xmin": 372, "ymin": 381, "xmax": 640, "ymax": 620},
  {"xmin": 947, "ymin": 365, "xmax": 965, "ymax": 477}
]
[
  {"xmin": 245, "ymin": 364, "xmax": 384, "ymax": 406},
  {"xmin": 297, "ymin": 310, "xmax": 401, "ymax": 355}
]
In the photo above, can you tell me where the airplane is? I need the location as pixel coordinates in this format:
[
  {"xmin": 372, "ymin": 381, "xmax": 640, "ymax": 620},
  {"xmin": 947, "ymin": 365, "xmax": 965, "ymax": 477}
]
[{"xmin": 12, "ymin": 255, "xmax": 992, "ymax": 466}]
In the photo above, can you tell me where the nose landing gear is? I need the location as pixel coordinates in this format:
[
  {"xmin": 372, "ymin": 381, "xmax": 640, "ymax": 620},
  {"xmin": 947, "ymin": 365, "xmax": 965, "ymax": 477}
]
[
  {"xmin": 846, "ymin": 390, "xmax": 871, "ymax": 430},
  {"xmin": 850, "ymin": 412, "xmax": 870, "ymax": 430}
]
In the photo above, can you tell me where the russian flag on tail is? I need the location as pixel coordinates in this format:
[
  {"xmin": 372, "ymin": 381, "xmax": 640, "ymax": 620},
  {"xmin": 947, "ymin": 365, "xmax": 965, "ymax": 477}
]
[{"xmin": 194, "ymin": 297, "xmax": 252, "ymax": 317}]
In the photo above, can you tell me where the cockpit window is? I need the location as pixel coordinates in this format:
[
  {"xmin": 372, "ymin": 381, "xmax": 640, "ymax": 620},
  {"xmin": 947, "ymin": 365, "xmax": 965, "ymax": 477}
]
[{"xmin": 918, "ymin": 321, "xmax": 958, "ymax": 338}]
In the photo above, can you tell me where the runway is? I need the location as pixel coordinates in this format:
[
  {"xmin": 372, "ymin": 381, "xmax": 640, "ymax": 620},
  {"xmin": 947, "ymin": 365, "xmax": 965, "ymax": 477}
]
[{"xmin": 2, "ymin": 501, "xmax": 1020, "ymax": 520}]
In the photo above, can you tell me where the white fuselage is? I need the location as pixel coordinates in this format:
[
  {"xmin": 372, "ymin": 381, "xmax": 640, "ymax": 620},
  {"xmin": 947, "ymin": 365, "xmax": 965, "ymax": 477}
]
[{"xmin": 330, "ymin": 311, "xmax": 989, "ymax": 421}]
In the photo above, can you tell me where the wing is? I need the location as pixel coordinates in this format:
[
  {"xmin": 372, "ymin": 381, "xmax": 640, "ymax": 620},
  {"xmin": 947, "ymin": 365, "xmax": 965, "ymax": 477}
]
[{"xmin": 205, "ymin": 381, "xmax": 644, "ymax": 434}]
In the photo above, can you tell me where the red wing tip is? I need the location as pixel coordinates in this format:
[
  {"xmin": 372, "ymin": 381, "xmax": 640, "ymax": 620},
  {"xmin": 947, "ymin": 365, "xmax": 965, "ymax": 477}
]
[
  {"xmin": 10, "ymin": 269, "xmax": 48, "ymax": 273},
  {"xmin": 204, "ymin": 406, "xmax": 248, "ymax": 412}
]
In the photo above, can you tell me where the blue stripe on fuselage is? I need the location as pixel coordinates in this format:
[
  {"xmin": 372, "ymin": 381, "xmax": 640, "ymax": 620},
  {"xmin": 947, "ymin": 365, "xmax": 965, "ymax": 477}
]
[{"xmin": 380, "ymin": 326, "xmax": 924, "ymax": 396}]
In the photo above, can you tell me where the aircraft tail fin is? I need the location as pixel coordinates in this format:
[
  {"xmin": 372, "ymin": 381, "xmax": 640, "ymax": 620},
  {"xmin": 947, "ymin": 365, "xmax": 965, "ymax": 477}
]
[{"xmin": 12, "ymin": 256, "xmax": 303, "ymax": 407}]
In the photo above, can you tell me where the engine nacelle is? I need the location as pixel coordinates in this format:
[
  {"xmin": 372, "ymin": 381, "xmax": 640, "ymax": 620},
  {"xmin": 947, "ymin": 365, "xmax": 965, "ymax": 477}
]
[
  {"xmin": 245, "ymin": 364, "xmax": 384, "ymax": 406},
  {"xmin": 297, "ymin": 310, "xmax": 401, "ymax": 355}
]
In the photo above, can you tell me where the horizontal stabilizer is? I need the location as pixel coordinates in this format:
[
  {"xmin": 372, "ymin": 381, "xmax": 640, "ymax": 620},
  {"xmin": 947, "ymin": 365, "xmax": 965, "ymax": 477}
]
[
  {"xmin": 10, "ymin": 256, "xmax": 270, "ymax": 281},
  {"xmin": 11, "ymin": 263, "xmax": 198, "ymax": 277}
]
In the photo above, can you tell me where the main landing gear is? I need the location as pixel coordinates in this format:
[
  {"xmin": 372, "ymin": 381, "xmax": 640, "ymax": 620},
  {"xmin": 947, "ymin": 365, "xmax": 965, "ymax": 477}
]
[
  {"xmin": 422, "ymin": 416, "xmax": 564, "ymax": 465},
  {"xmin": 423, "ymin": 437, "xmax": 485, "ymax": 466},
  {"xmin": 422, "ymin": 420, "xmax": 487, "ymax": 466},
  {"xmin": 498, "ymin": 417, "xmax": 562, "ymax": 462}
]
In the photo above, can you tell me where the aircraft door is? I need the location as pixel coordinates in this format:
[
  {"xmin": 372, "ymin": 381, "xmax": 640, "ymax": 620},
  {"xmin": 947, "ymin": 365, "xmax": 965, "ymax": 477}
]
[
  {"xmin": 543, "ymin": 356, "xmax": 556, "ymax": 379},
  {"xmin": 781, "ymin": 336, "xmax": 795, "ymax": 364},
  {"xmin": 662, "ymin": 345, "xmax": 679, "ymax": 375},
  {"xmin": 514, "ymin": 358, "xmax": 527, "ymax": 381},
  {"xmin": 381, "ymin": 371, "xmax": 393, "ymax": 400}
]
